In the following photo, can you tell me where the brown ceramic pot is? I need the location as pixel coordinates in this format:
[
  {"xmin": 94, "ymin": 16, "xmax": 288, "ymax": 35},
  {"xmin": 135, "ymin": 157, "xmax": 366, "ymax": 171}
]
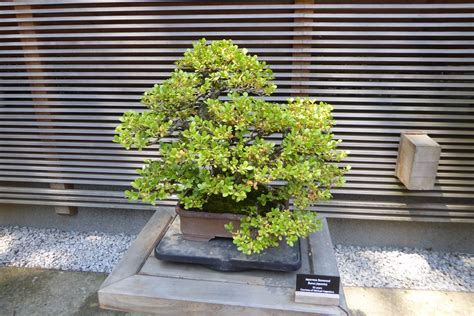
[{"xmin": 176, "ymin": 205, "xmax": 243, "ymax": 242}]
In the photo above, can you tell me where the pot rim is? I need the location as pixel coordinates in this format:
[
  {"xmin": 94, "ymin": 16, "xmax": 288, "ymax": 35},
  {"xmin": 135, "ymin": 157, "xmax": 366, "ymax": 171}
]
[{"xmin": 175, "ymin": 204, "xmax": 244, "ymax": 220}]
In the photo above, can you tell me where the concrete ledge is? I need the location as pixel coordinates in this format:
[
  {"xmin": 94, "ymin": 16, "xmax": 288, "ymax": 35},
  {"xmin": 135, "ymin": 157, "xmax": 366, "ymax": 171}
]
[
  {"xmin": 99, "ymin": 208, "xmax": 348, "ymax": 315},
  {"xmin": 0, "ymin": 203, "xmax": 154, "ymax": 235},
  {"xmin": 328, "ymin": 217, "xmax": 473, "ymax": 253}
]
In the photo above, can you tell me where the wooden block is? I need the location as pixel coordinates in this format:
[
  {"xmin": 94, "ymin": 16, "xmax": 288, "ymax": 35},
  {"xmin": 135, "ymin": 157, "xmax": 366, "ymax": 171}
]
[
  {"xmin": 100, "ymin": 208, "xmax": 174, "ymax": 289},
  {"xmin": 50, "ymin": 183, "xmax": 77, "ymax": 215},
  {"xmin": 395, "ymin": 133, "xmax": 441, "ymax": 190},
  {"xmin": 295, "ymin": 291, "xmax": 340, "ymax": 306},
  {"xmin": 99, "ymin": 212, "xmax": 349, "ymax": 315},
  {"xmin": 54, "ymin": 205, "xmax": 78, "ymax": 216}
]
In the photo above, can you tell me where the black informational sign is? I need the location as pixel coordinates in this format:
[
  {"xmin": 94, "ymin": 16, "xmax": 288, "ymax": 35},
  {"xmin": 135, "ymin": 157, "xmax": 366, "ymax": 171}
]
[{"xmin": 296, "ymin": 274, "xmax": 340, "ymax": 294}]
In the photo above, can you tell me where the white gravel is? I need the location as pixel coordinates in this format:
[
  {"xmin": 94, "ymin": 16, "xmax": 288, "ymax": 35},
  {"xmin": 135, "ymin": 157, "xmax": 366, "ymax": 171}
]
[
  {"xmin": 0, "ymin": 226, "xmax": 135, "ymax": 273},
  {"xmin": 335, "ymin": 245, "xmax": 473, "ymax": 292}
]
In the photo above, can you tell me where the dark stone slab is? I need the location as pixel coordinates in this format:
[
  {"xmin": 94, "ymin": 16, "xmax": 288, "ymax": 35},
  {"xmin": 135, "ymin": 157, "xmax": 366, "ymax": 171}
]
[{"xmin": 155, "ymin": 217, "xmax": 302, "ymax": 272}]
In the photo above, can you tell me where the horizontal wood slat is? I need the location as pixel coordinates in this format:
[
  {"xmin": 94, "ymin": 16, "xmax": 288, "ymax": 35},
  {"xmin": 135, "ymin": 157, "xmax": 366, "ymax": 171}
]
[
  {"xmin": 3, "ymin": 2, "xmax": 474, "ymax": 11},
  {"xmin": 2, "ymin": 40, "xmax": 472, "ymax": 47},
  {"xmin": 1, "ymin": 0, "xmax": 473, "ymax": 221}
]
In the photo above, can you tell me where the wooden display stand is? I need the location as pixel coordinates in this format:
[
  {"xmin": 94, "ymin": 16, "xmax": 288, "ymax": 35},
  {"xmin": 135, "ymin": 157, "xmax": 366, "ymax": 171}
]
[{"xmin": 98, "ymin": 207, "xmax": 348, "ymax": 315}]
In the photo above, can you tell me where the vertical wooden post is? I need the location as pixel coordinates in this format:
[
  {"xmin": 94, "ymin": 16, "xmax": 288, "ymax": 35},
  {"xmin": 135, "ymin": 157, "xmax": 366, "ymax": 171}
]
[
  {"xmin": 292, "ymin": 0, "xmax": 314, "ymax": 97},
  {"xmin": 14, "ymin": 3, "xmax": 77, "ymax": 215}
]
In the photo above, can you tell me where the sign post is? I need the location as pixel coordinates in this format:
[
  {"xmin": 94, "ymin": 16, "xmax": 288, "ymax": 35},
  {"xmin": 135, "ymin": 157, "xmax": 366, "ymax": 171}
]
[{"xmin": 295, "ymin": 274, "xmax": 341, "ymax": 305}]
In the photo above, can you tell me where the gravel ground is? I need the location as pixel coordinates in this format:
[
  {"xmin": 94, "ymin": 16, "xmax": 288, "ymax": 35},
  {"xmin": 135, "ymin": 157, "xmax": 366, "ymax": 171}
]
[
  {"xmin": 335, "ymin": 245, "xmax": 473, "ymax": 292},
  {"xmin": 0, "ymin": 226, "xmax": 135, "ymax": 273}
]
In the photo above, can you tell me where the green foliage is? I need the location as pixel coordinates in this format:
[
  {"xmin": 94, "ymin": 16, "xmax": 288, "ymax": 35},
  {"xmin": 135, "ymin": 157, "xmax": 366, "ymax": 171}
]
[
  {"xmin": 225, "ymin": 208, "xmax": 322, "ymax": 255},
  {"xmin": 114, "ymin": 39, "xmax": 349, "ymax": 254}
]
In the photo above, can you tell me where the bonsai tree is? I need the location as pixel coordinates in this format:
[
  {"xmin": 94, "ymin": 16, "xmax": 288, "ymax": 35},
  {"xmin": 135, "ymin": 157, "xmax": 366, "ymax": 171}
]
[{"xmin": 114, "ymin": 39, "xmax": 349, "ymax": 254}]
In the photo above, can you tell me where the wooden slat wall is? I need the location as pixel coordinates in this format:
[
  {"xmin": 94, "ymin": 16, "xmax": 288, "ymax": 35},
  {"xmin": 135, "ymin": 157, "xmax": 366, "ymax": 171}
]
[{"xmin": 1, "ymin": 0, "xmax": 473, "ymax": 222}]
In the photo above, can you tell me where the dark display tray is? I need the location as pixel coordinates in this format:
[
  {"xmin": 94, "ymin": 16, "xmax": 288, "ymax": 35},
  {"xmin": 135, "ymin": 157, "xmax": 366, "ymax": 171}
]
[{"xmin": 155, "ymin": 217, "xmax": 301, "ymax": 272}]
